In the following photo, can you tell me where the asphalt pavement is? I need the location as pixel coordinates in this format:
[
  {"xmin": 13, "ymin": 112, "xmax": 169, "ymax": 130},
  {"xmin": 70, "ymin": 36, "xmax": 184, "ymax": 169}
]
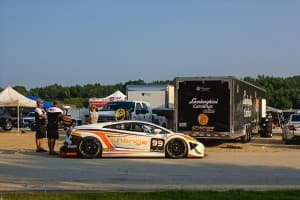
[{"xmin": 0, "ymin": 149, "xmax": 300, "ymax": 191}]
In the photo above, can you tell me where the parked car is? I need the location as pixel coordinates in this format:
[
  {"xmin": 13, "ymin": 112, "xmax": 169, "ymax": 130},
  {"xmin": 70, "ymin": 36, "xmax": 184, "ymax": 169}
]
[
  {"xmin": 0, "ymin": 115, "xmax": 13, "ymax": 131},
  {"xmin": 60, "ymin": 120, "xmax": 205, "ymax": 158},
  {"xmin": 282, "ymin": 114, "xmax": 300, "ymax": 144},
  {"xmin": 20, "ymin": 112, "xmax": 35, "ymax": 130}
]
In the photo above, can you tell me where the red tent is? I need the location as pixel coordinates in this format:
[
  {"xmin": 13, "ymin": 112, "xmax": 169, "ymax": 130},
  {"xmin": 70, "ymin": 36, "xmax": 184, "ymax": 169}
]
[{"xmin": 89, "ymin": 90, "xmax": 127, "ymax": 108}]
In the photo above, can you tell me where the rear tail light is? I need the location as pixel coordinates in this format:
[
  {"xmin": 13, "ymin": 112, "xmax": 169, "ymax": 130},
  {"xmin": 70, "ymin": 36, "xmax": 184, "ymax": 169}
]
[{"xmin": 288, "ymin": 125, "xmax": 296, "ymax": 131}]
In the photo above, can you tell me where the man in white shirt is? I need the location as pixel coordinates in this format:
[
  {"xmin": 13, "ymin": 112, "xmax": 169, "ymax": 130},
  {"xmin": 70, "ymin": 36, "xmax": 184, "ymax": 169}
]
[{"xmin": 34, "ymin": 99, "xmax": 47, "ymax": 152}]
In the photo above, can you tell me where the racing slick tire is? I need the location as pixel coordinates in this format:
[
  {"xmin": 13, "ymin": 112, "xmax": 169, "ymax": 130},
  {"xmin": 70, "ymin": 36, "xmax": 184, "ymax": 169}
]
[
  {"xmin": 78, "ymin": 137, "xmax": 102, "ymax": 158},
  {"xmin": 165, "ymin": 138, "xmax": 188, "ymax": 159}
]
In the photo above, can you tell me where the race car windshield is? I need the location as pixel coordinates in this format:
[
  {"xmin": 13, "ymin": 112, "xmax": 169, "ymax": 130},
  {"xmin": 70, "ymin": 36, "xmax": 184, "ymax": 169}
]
[{"xmin": 101, "ymin": 102, "xmax": 135, "ymax": 111}]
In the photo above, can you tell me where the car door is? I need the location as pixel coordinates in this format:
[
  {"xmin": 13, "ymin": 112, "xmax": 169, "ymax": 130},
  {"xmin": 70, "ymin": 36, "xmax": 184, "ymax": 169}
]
[
  {"xmin": 106, "ymin": 122, "xmax": 150, "ymax": 151},
  {"xmin": 114, "ymin": 122, "xmax": 167, "ymax": 152},
  {"xmin": 142, "ymin": 103, "xmax": 152, "ymax": 122},
  {"xmin": 133, "ymin": 103, "xmax": 143, "ymax": 121},
  {"xmin": 137, "ymin": 122, "xmax": 167, "ymax": 153}
]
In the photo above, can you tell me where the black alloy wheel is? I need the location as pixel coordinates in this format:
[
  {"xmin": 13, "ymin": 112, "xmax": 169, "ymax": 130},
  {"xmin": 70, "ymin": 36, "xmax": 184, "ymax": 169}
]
[
  {"xmin": 166, "ymin": 138, "xmax": 188, "ymax": 158},
  {"xmin": 78, "ymin": 137, "xmax": 102, "ymax": 158}
]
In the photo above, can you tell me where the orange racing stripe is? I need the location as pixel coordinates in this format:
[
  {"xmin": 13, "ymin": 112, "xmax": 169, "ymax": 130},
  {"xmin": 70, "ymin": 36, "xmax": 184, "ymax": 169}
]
[{"xmin": 89, "ymin": 131, "xmax": 114, "ymax": 149}]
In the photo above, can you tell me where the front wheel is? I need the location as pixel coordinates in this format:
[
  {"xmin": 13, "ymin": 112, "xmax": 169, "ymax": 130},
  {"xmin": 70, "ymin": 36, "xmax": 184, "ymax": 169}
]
[
  {"xmin": 3, "ymin": 121, "xmax": 13, "ymax": 131},
  {"xmin": 165, "ymin": 138, "xmax": 188, "ymax": 158},
  {"xmin": 78, "ymin": 137, "xmax": 102, "ymax": 158}
]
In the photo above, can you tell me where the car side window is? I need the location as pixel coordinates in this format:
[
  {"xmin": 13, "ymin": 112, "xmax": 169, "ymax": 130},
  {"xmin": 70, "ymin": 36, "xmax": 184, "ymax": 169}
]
[
  {"xmin": 135, "ymin": 103, "xmax": 142, "ymax": 114},
  {"xmin": 104, "ymin": 123, "xmax": 169, "ymax": 134},
  {"xmin": 141, "ymin": 124, "xmax": 168, "ymax": 134},
  {"xmin": 104, "ymin": 124, "xmax": 123, "ymax": 130},
  {"xmin": 142, "ymin": 103, "xmax": 149, "ymax": 113},
  {"xmin": 104, "ymin": 123, "xmax": 131, "ymax": 131}
]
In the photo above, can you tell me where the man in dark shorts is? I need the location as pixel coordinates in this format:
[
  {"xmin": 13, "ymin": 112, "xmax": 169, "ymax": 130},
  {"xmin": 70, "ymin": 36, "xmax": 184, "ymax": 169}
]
[
  {"xmin": 35, "ymin": 99, "xmax": 47, "ymax": 152},
  {"xmin": 47, "ymin": 101, "xmax": 63, "ymax": 155}
]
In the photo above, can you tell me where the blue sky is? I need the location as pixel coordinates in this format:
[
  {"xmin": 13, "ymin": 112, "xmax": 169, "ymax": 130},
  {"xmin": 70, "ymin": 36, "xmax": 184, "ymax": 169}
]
[{"xmin": 1, "ymin": 0, "xmax": 299, "ymax": 88}]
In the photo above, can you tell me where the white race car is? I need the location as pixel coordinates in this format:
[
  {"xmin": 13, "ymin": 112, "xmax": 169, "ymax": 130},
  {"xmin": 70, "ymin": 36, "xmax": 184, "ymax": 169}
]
[{"xmin": 60, "ymin": 120, "xmax": 205, "ymax": 158}]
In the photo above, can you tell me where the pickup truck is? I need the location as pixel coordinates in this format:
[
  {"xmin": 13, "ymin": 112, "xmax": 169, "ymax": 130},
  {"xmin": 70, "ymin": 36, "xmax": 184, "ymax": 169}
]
[{"xmin": 98, "ymin": 101, "xmax": 168, "ymax": 127}]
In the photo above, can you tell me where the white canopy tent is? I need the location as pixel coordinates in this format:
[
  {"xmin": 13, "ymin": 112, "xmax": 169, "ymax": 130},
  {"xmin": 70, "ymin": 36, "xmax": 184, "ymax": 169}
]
[{"xmin": 0, "ymin": 86, "xmax": 36, "ymax": 134}]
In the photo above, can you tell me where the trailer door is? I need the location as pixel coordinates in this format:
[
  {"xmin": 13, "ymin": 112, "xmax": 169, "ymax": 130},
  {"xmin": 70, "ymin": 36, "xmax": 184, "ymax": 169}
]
[{"xmin": 177, "ymin": 80, "xmax": 230, "ymax": 133}]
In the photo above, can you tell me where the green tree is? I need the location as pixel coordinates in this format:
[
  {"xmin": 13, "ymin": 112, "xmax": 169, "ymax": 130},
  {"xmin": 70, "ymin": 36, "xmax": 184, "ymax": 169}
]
[{"xmin": 13, "ymin": 86, "xmax": 27, "ymax": 95}]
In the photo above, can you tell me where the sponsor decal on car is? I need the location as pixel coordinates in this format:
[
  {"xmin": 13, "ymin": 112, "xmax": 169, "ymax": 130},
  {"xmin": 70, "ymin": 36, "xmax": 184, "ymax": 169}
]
[{"xmin": 150, "ymin": 138, "xmax": 164, "ymax": 152}]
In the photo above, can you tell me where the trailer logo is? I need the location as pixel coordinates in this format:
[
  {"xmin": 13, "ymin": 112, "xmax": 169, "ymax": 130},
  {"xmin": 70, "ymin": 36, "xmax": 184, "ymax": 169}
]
[
  {"xmin": 188, "ymin": 98, "xmax": 218, "ymax": 113},
  {"xmin": 198, "ymin": 113, "xmax": 209, "ymax": 125}
]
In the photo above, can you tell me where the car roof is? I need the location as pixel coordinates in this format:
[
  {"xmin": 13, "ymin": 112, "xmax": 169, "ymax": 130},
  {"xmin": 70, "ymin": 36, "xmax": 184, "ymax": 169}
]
[{"xmin": 75, "ymin": 120, "xmax": 169, "ymax": 131}]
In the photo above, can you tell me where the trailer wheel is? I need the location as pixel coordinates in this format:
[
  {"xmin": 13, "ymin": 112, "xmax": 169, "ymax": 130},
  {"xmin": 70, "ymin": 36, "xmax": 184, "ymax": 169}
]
[{"xmin": 165, "ymin": 138, "xmax": 188, "ymax": 158}]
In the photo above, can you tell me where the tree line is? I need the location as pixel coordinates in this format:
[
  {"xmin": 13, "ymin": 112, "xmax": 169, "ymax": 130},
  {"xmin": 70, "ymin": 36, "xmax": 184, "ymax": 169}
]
[
  {"xmin": 0, "ymin": 79, "xmax": 172, "ymax": 108},
  {"xmin": 244, "ymin": 75, "xmax": 300, "ymax": 109},
  {"xmin": 1, "ymin": 76, "xmax": 299, "ymax": 109}
]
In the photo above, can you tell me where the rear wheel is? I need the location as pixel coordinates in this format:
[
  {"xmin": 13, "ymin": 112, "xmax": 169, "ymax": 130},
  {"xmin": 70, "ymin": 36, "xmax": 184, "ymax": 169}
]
[
  {"xmin": 78, "ymin": 137, "xmax": 102, "ymax": 158},
  {"xmin": 165, "ymin": 138, "xmax": 188, "ymax": 158}
]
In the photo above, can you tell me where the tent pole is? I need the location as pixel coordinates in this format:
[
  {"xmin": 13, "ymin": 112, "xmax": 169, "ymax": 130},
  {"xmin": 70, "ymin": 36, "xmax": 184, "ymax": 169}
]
[{"xmin": 17, "ymin": 102, "xmax": 20, "ymax": 135}]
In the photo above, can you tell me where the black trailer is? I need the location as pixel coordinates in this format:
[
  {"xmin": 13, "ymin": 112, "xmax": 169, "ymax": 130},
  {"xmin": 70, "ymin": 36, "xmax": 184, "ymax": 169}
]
[{"xmin": 175, "ymin": 76, "xmax": 266, "ymax": 142}]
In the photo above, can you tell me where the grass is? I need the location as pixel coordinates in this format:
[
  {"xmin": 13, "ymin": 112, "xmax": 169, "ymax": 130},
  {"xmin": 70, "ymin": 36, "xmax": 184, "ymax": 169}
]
[{"xmin": 1, "ymin": 190, "xmax": 300, "ymax": 200}]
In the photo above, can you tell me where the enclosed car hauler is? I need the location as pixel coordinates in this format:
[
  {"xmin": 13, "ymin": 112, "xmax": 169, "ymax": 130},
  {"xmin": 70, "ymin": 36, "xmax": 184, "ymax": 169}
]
[{"xmin": 175, "ymin": 76, "xmax": 266, "ymax": 142}]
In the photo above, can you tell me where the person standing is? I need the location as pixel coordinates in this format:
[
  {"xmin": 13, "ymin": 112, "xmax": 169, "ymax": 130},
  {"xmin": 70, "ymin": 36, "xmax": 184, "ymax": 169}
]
[
  {"xmin": 89, "ymin": 105, "xmax": 99, "ymax": 124},
  {"xmin": 46, "ymin": 101, "xmax": 63, "ymax": 155},
  {"xmin": 34, "ymin": 99, "xmax": 47, "ymax": 152}
]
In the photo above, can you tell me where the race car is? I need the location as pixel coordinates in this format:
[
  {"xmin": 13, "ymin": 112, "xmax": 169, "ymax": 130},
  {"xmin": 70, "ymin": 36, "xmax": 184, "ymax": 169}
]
[{"xmin": 60, "ymin": 120, "xmax": 205, "ymax": 158}]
